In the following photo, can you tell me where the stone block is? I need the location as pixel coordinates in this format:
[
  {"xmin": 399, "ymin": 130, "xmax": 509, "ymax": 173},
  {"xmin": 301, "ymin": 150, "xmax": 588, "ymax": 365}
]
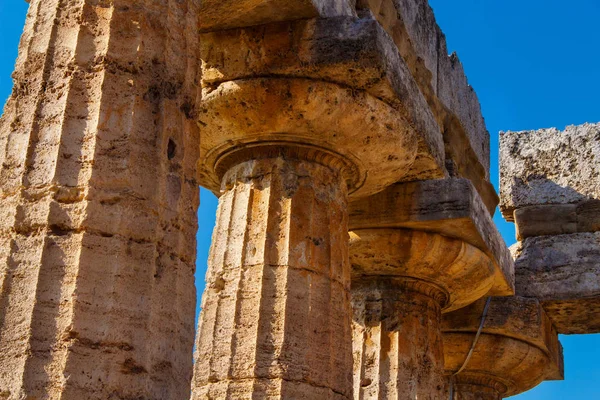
[
  {"xmin": 349, "ymin": 178, "xmax": 514, "ymax": 296},
  {"xmin": 514, "ymin": 201, "xmax": 600, "ymax": 239},
  {"xmin": 512, "ymin": 232, "xmax": 600, "ymax": 334},
  {"xmin": 198, "ymin": 0, "xmax": 356, "ymax": 32},
  {"xmin": 359, "ymin": 0, "xmax": 491, "ymax": 185},
  {"xmin": 500, "ymin": 123, "xmax": 600, "ymax": 221},
  {"xmin": 199, "ymin": 17, "xmax": 445, "ymax": 186}
]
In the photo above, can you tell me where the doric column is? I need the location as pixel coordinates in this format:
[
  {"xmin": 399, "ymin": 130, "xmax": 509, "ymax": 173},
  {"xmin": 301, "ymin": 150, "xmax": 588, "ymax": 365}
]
[
  {"xmin": 349, "ymin": 179, "xmax": 514, "ymax": 400},
  {"xmin": 352, "ymin": 278, "xmax": 446, "ymax": 399},
  {"xmin": 191, "ymin": 6, "xmax": 450, "ymax": 398},
  {"xmin": 451, "ymin": 377, "xmax": 502, "ymax": 400},
  {"xmin": 194, "ymin": 153, "xmax": 352, "ymax": 399},
  {"xmin": 0, "ymin": 1, "xmax": 200, "ymax": 399},
  {"xmin": 443, "ymin": 297, "xmax": 564, "ymax": 399}
]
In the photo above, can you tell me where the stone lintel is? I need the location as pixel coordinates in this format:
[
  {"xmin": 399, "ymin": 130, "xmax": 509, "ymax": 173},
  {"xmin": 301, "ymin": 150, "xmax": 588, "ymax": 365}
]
[
  {"xmin": 349, "ymin": 178, "xmax": 514, "ymax": 296},
  {"xmin": 514, "ymin": 201, "xmax": 600, "ymax": 240},
  {"xmin": 442, "ymin": 296, "xmax": 564, "ymax": 397},
  {"xmin": 357, "ymin": 0, "xmax": 493, "ymax": 199},
  {"xmin": 200, "ymin": 17, "xmax": 445, "ymax": 184},
  {"xmin": 512, "ymin": 232, "xmax": 600, "ymax": 334},
  {"xmin": 198, "ymin": 0, "xmax": 357, "ymax": 32},
  {"xmin": 500, "ymin": 123, "xmax": 600, "ymax": 222}
]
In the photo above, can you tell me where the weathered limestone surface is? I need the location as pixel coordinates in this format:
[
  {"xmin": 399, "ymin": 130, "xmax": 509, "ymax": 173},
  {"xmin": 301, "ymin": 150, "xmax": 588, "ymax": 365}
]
[
  {"xmin": 349, "ymin": 179, "xmax": 512, "ymax": 399},
  {"xmin": 358, "ymin": 0, "xmax": 495, "ymax": 207},
  {"xmin": 193, "ymin": 0, "xmax": 509, "ymax": 398},
  {"xmin": 500, "ymin": 122, "xmax": 600, "ymax": 334},
  {"xmin": 511, "ymin": 233, "xmax": 600, "ymax": 334},
  {"xmin": 513, "ymin": 201, "xmax": 600, "ymax": 240},
  {"xmin": 349, "ymin": 228, "xmax": 502, "ymax": 399},
  {"xmin": 199, "ymin": 17, "xmax": 445, "ymax": 184},
  {"xmin": 198, "ymin": 0, "xmax": 357, "ymax": 32},
  {"xmin": 352, "ymin": 278, "xmax": 447, "ymax": 399},
  {"xmin": 500, "ymin": 123, "xmax": 600, "ymax": 221},
  {"xmin": 193, "ymin": 156, "xmax": 353, "ymax": 399},
  {"xmin": 0, "ymin": 1, "xmax": 200, "ymax": 399},
  {"xmin": 349, "ymin": 179, "xmax": 514, "ymax": 296},
  {"xmin": 443, "ymin": 297, "xmax": 564, "ymax": 399},
  {"xmin": 350, "ymin": 229, "xmax": 496, "ymax": 313}
]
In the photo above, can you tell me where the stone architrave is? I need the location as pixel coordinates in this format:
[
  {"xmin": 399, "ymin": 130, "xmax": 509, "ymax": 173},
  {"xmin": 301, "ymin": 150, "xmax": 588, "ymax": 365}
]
[
  {"xmin": 349, "ymin": 179, "xmax": 514, "ymax": 399},
  {"xmin": 0, "ymin": 1, "xmax": 200, "ymax": 399},
  {"xmin": 442, "ymin": 297, "xmax": 564, "ymax": 399},
  {"xmin": 500, "ymin": 123, "xmax": 600, "ymax": 334},
  {"xmin": 357, "ymin": 0, "xmax": 497, "ymax": 210}
]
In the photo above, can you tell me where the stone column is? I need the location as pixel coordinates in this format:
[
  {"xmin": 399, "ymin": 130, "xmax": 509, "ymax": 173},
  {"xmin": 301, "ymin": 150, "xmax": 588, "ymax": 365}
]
[
  {"xmin": 191, "ymin": 3, "xmax": 462, "ymax": 398},
  {"xmin": 0, "ymin": 1, "xmax": 200, "ymax": 399},
  {"xmin": 451, "ymin": 377, "xmax": 503, "ymax": 400},
  {"xmin": 352, "ymin": 278, "xmax": 446, "ymax": 399},
  {"xmin": 348, "ymin": 180, "xmax": 514, "ymax": 400},
  {"xmin": 193, "ymin": 153, "xmax": 352, "ymax": 398}
]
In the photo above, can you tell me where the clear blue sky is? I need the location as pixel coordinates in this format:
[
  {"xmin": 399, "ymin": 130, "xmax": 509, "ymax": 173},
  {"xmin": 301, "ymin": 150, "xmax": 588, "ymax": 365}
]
[{"xmin": 1, "ymin": 1, "xmax": 599, "ymax": 398}]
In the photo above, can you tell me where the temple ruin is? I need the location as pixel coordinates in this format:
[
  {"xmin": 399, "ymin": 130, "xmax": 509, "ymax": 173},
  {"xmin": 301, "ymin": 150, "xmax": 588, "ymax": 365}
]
[{"xmin": 0, "ymin": 0, "xmax": 597, "ymax": 399}]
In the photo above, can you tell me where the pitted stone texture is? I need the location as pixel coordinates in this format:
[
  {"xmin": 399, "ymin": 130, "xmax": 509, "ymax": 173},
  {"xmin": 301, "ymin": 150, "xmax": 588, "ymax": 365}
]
[
  {"xmin": 349, "ymin": 229, "xmax": 495, "ymax": 312},
  {"xmin": 352, "ymin": 278, "xmax": 447, "ymax": 400},
  {"xmin": 443, "ymin": 297, "xmax": 564, "ymax": 398},
  {"xmin": 0, "ymin": 0, "xmax": 200, "ymax": 399},
  {"xmin": 349, "ymin": 179, "xmax": 514, "ymax": 297},
  {"xmin": 513, "ymin": 200, "xmax": 600, "ymax": 240},
  {"xmin": 451, "ymin": 381, "xmax": 501, "ymax": 400},
  {"xmin": 198, "ymin": 0, "xmax": 356, "ymax": 32},
  {"xmin": 512, "ymin": 232, "xmax": 600, "ymax": 334},
  {"xmin": 192, "ymin": 157, "xmax": 353, "ymax": 399},
  {"xmin": 500, "ymin": 123, "xmax": 600, "ymax": 221},
  {"xmin": 358, "ymin": 0, "xmax": 492, "ymax": 198},
  {"xmin": 200, "ymin": 17, "xmax": 445, "ymax": 183},
  {"xmin": 198, "ymin": 78, "xmax": 421, "ymax": 199}
]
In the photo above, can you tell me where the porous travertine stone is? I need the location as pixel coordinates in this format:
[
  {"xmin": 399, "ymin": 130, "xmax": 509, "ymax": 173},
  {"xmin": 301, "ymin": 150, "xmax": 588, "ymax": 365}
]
[
  {"xmin": 199, "ymin": 17, "xmax": 445, "ymax": 183},
  {"xmin": 500, "ymin": 123, "xmax": 600, "ymax": 221},
  {"xmin": 193, "ymin": 156, "xmax": 352, "ymax": 399},
  {"xmin": 0, "ymin": 1, "xmax": 200, "ymax": 399},
  {"xmin": 198, "ymin": 0, "xmax": 356, "ymax": 32},
  {"xmin": 357, "ymin": 0, "xmax": 495, "ymax": 206},
  {"xmin": 349, "ymin": 229, "xmax": 499, "ymax": 399},
  {"xmin": 511, "ymin": 233, "xmax": 600, "ymax": 334},
  {"xmin": 500, "ymin": 122, "xmax": 600, "ymax": 334},
  {"xmin": 443, "ymin": 297, "xmax": 564, "ymax": 399},
  {"xmin": 349, "ymin": 179, "xmax": 515, "ymax": 296},
  {"xmin": 513, "ymin": 201, "xmax": 600, "ymax": 240},
  {"xmin": 193, "ymin": 1, "xmax": 504, "ymax": 398},
  {"xmin": 352, "ymin": 278, "xmax": 447, "ymax": 399},
  {"xmin": 349, "ymin": 229, "xmax": 497, "ymax": 312},
  {"xmin": 349, "ymin": 179, "xmax": 512, "ymax": 399},
  {"xmin": 451, "ymin": 379, "xmax": 502, "ymax": 400}
]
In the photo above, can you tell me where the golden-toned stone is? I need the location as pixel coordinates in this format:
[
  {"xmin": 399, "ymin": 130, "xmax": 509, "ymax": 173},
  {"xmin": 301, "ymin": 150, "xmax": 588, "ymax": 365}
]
[
  {"xmin": 443, "ymin": 297, "xmax": 564, "ymax": 398},
  {"xmin": 198, "ymin": 0, "xmax": 356, "ymax": 33},
  {"xmin": 193, "ymin": 156, "xmax": 353, "ymax": 399},
  {"xmin": 349, "ymin": 179, "xmax": 514, "ymax": 297},
  {"xmin": 352, "ymin": 278, "xmax": 447, "ymax": 400},
  {"xmin": 349, "ymin": 229, "xmax": 495, "ymax": 312},
  {"xmin": 0, "ymin": 0, "xmax": 200, "ymax": 398},
  {"xmin": 198, "ymin": 77, "xmax": 421, "ymax": 199}
]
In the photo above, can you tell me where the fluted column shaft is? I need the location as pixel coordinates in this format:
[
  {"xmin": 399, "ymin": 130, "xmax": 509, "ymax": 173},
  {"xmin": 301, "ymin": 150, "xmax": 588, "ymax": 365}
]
[
  {"xmin": 352, "ymin": 278, "xmax": 447, "ymax": 400},
  {"xmin": 452, "ymin": 380, "xmax": 502, "ymax": 400},
  {"xmin": 0, "ymin": 1, "xmax": 200, "ymax": 399},
  {"xmin": 193, "ymin": 155, "xmax": 353, "ymax": 399}
]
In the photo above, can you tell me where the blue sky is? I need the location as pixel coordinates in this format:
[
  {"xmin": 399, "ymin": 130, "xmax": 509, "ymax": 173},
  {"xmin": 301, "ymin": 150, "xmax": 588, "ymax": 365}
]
[{"xmin": 1, "ymin": 1, "xmax": 599, "ymax": 398}]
